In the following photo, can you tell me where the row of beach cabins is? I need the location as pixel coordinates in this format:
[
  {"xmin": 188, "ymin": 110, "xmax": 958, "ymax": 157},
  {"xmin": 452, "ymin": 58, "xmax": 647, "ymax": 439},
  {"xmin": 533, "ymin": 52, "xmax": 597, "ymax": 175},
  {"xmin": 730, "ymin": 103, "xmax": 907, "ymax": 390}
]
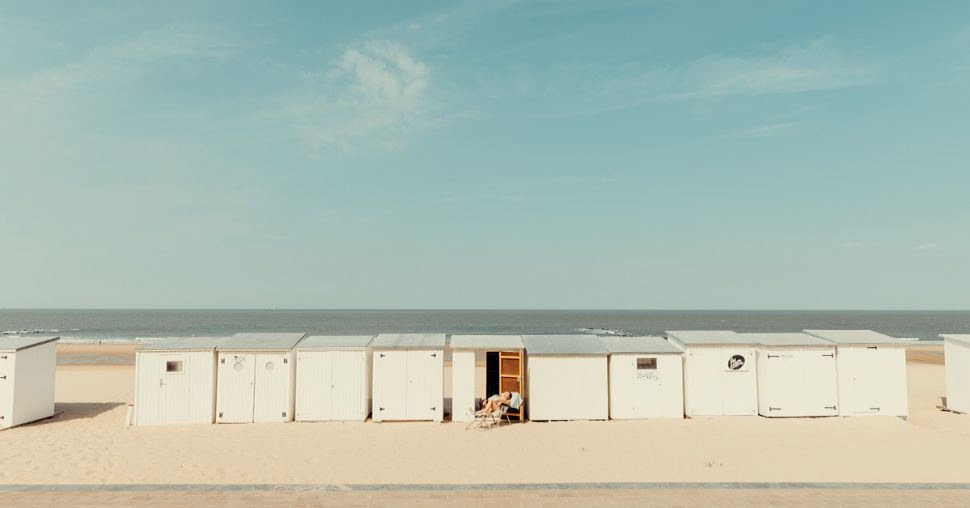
[{"xmin": 4, "ymin": 330, "xmax": 970, "ymax": 429}]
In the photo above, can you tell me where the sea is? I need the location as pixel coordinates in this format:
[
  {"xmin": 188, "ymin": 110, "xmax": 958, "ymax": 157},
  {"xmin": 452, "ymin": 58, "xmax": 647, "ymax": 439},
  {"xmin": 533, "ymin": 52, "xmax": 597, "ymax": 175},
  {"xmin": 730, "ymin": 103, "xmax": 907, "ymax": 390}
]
[{"xmin": 2, "ymin": 309, "xmax": 969, "ymax": 343}]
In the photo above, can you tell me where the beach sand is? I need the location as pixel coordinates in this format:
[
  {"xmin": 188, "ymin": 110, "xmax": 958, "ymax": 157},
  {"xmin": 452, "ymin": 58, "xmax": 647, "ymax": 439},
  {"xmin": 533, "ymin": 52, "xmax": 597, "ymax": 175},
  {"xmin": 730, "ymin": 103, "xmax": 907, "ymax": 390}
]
[{"xmin": 0, "ymin": 343, "xmax": 966, "ymax": 485}]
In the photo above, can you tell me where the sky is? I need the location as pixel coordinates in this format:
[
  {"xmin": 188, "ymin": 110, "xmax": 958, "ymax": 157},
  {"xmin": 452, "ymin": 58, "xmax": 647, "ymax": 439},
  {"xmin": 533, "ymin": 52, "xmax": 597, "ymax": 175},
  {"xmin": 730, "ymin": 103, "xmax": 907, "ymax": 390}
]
[{"xmin": 2, "ymin": 0, "xmax": 969, "ymax": 310}]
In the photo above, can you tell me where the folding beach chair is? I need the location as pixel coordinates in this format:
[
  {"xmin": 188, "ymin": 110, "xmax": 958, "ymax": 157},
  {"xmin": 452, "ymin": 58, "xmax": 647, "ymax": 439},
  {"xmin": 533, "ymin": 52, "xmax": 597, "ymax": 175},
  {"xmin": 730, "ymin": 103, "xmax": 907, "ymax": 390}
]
[
  {"xmin": 465, "ymin": 394, "xmax": 525, "ymax": 430},
  {"xmin": 466, "ymin": 406, "xmax": 504, "ymax": 431}
]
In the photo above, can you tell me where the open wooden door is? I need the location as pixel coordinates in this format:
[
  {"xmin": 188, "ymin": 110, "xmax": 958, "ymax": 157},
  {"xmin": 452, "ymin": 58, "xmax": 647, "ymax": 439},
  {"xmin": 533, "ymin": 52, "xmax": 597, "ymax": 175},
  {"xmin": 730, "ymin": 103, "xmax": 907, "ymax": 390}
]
[{"xmin": 499, "ymin": 351, "xmax": 524, "ymax": 420}]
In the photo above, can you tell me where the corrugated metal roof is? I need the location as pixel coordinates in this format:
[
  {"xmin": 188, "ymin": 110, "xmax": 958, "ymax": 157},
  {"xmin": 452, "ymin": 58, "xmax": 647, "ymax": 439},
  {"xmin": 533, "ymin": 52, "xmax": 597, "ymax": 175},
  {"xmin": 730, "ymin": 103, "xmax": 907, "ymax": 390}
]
[
  {"xmin": 138, "ymin": 336, "xmax": 228, "ymax": 351},
  {"xmin": 599, "ymin": 336, "xmax": 683, "ymax": 354},
  {"xmin": 942, "ymin": 334, "xmax": 970, "ymax": 347},
  {"xmin": 522, "ymin": 335, "xmax": 608, "ymax": 355},
  {"xmin": 449, "ymin": 335, "xmax": 524, "ymax": 350},
  {"xmin": 666, "ymin": 330, "xmax": 756, "ymax": 345},
  {"xmin": 218, "ymin": 332, "xmax": 307, "ymax": 350},
  {"xmin": 371, "ymin": 333, "xmax": 446, "ymax": 349},
  {"xmin": 803, "ymin": 329, "xmax": 903, "ymax": 345},
  {"xmin": 738, "ymin": 332, "xmax": 833, "ymax": 347},
  {"xmin": 296, "ymin": 335, "xmax": 374, "ymax": 349},
  {"xmin": 0, "ymin": 335, "xmax": 60, "ymax": 353}
]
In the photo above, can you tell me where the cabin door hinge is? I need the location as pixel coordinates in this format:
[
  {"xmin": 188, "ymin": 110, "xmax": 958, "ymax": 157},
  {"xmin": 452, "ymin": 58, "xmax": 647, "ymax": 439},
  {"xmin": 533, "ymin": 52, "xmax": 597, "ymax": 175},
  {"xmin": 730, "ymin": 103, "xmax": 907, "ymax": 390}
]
[
  {"xmin": 221, "ymin": 358, "xmax": 226, "ymax": 364},
  {"xmin": 0, "ymin": 376, "xmax": 6, "ymax": 380},
  {"xmin": 824, "ymin": 406, "xmax": 837, "ymax": 410},
  {"xmin": 822, "ymin": 353, "xmax": 834, "ymax": 357},
  {"xmin": 283, "ymin": 358, "xmax": 288, "ymax": 364},
  {"xmin": 380, "ymin": 353, "xmax": 386, "ymax": 358},
  {"xmin": 431, "ymin": 353, "xmax": 437, "ymax": 358},
  {"xmin": 282, "ymin": 411, "xmax": 287, "ymax": 418},
  {"xmin": 870, "ymin": 407, "xmax": 881, "ymax": 411},
  {"xmin": 769, "ymin": 407, "xmax": 782, "ymax": 411},
  {"xmin": 431, "ymin": 407, "xmax": 437, "ymax": 411},
  {"xmin": 767, "ymin": 355, "xmax": 780, "ymax": 359},
  {"xmin": 0, "ymin": 355, "xmax": 7, "ymax": 360},
  {"xmin": 218, "ymin": 412, "xmax": 223, "ymax": 418},
  {"xmin": 867, "ymin": 346, "xmax": 878, "ymax": 350}
]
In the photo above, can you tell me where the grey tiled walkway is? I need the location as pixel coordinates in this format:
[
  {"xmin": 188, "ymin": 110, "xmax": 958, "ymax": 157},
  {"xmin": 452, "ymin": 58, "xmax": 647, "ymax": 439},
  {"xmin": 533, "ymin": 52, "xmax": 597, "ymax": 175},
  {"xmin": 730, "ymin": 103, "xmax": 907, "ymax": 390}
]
[{"xmin": 2, "ymin": 484, "xmax": 970, "ymax": 507}]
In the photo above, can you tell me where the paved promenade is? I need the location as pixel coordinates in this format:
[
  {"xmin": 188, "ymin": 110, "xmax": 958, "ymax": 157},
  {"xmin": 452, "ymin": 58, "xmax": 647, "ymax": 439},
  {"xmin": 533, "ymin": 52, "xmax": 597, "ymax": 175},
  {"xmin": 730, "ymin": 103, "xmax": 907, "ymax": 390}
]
[{"xmin": 2, "ymin": 483, "xmax": 969, "ymax": 507}]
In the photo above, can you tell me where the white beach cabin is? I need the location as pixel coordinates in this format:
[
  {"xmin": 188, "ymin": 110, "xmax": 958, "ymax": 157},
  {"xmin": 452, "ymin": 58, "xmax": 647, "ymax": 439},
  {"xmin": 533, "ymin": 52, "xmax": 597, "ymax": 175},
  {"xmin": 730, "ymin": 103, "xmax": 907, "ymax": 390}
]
[
  {"xmin": 135, "ymin": 336, "xmax": 225, "ymax": 426},
  {"xmin": 803, "ymin": 330, "xmax": 908, "ymax": 417},
  {"xmin": 0, "ymin": 336, "xmax": 59, "ymax": 430},
  {"xmin": 522, "ymin": 335, "xmax": 609, "ymax": 421},
  {"xmin": 941, "ymin": 334, "xmax": 970, "ymax": 413},
  {"xmin": 449, "ymin": 335, "xmax": 525, "ymax": 422},
  {"xmin": 216, "ymin": 332, "xmax": 307, "ymax": 423},
  {"xmin": 295, "ymin": 335, "xmax": 374, "ymax": 422},
  {"xmin": 741, "ymin": 333, "xmax": 838, "ymax": 418},
  {"xmin": 666, "ymin": 331, "xmax": 758, "ymax": 417},
  {"xmin": 371, "ymin": 333, "xmax": 445, "ymax": 422},
  {"xmin": 600, "ymin": 336, "xmax": 684, "ymax": 419}
]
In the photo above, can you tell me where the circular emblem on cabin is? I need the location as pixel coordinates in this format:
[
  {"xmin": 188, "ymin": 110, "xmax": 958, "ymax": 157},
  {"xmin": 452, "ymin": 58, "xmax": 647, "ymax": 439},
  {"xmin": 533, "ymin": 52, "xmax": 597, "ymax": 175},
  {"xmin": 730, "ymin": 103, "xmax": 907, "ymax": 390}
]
[
  {"xmin": 727, "ymin": 355, "xmax": 746, "ymax": 370},
  {"xmin": 265, "ymin": 362, "xmax": 275, "ymax": 371},
  {"xmin": 233, "ymin": 361, "xmax": 244, "ymax": 372}
]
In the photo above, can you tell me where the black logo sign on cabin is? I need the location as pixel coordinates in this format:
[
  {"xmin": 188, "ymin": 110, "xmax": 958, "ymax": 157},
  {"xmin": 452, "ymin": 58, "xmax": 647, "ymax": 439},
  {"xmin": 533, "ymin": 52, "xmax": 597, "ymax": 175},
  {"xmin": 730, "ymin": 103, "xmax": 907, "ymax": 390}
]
[{"xmin": 727, "ymin": 355, "xmax": 745, "ymax": 370}]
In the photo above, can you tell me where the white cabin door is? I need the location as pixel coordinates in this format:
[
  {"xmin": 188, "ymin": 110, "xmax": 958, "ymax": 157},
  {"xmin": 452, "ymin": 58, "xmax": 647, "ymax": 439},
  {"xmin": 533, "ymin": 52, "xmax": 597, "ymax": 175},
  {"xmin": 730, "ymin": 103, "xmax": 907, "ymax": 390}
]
[
  {"xmin": 331, "ymin": 351, "xmax": 363, "ymax": 420},
  {"xmin": 852, "ymin": 347, "xmax": 884, "ymax": 414},
  {"xmin": 296, "ymin": 351, "xmax": 332, "ymax": 421},
  {"xmin": 721, "ymin": 347, "xmax": 756, "ymax": 415},
  {"xmin": 631, "ymin": 356, "xmax": 662, "ymax": 418},
  {"xmin": 686, "ymin": 349, "xmax": 722, "ymax": 416},
  {"xmin": 134, "ymin": 354, "xmax": 159, "ymax": 426},
  {"xmin": 254, "ymin": 352, "xmax": 292, "ymax": 422},
  {"xmin": 800, "ymin": 349, "xmax": 838, "ymax": 416},
  {"xmin": 406, "ymin": 349, "xmax": 442, "ymax": 421},
  {"xmin": 373, "ymin": 350, "xmax": 407, "ymax": 421},
  {"xmin": 157, "ymin": 353, "xmax": 189, "ymax": 424},
  {"xmin": 218, "ymin": 352, "xmax": 256, "ymax": 423},
  {"xmin": 760, "ymin": 350, "xmax": 799, "ymax": 416}
]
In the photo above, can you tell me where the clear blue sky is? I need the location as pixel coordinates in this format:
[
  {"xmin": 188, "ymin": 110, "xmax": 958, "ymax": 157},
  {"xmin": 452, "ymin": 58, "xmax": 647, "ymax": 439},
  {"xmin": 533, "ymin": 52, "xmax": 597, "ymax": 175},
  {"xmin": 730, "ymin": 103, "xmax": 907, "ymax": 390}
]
[{"xmin": 2, "ymin": 1, "xmax": 969, "ymax": 309}]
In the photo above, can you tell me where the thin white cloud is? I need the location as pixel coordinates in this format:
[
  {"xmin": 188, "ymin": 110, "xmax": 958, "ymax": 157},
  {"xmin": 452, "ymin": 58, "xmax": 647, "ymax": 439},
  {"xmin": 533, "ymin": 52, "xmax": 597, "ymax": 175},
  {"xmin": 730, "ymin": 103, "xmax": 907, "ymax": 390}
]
[
  {"xmin": 539, "ymin": 38, "xmax": 874, "ymax": 119},
  {"xmin": 916, "ymin": 243, "xmax": 941, "ymax": 251},
  {"xmin": 8, "ymin": 25, "xmax": 237, "ymax": 101},
  {"xmin": 283, "ymin": 40, "xmax": 436, "ymax": 152},
  {"xmin": 724, "ymin": 122, "xmax": 799, "ymax": 139},
  {"xmin": 843, "ymin": 242, "xmax": 864, "ymax": 250}
]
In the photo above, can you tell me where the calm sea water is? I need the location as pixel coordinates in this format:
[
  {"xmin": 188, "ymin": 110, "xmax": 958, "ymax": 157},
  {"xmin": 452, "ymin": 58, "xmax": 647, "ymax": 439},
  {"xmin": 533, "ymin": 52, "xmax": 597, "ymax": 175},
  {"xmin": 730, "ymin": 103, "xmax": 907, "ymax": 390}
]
[{"xmin": 2, "ymin": 309, "xmax": 969, "ymax": 342}]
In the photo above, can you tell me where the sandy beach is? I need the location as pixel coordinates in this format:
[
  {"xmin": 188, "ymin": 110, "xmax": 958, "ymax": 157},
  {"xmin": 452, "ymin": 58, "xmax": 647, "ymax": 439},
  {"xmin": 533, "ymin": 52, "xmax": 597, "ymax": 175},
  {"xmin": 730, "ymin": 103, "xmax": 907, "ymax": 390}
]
[{"xmin": 1, "ymin": 343, "xmax": 967, "ymax": 485}]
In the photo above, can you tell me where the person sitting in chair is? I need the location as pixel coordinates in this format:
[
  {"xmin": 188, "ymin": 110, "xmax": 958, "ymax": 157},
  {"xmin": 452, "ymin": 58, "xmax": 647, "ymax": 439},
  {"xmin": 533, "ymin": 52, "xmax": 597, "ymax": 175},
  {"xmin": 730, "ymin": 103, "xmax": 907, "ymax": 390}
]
[{"xmin": 475, "ymin": 391, "xmax": 521, "ymax": 416}]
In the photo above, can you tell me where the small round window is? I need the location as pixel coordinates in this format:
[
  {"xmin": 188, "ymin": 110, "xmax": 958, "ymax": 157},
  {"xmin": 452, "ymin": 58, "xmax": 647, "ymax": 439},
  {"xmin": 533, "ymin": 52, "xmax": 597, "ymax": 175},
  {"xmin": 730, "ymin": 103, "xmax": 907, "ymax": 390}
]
[
  {"xmin": 265, "ymin": 362, "xmax": 275, "ymax": 371},
  {"xmin": 233, "ymin": 361, "xmax": 244, "ymax": 372}
]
